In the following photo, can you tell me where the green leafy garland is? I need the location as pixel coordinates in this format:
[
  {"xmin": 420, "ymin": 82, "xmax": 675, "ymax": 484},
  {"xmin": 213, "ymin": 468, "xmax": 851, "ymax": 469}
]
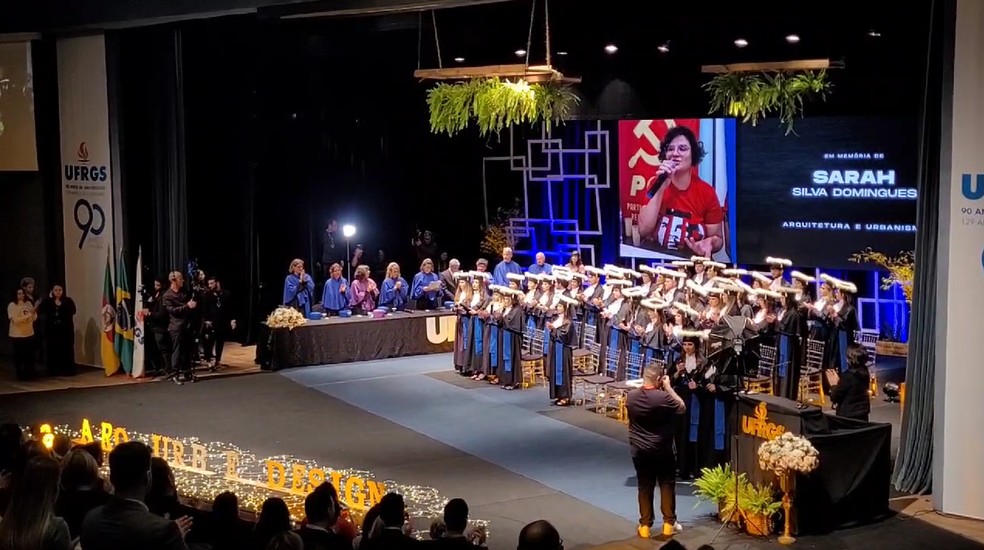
[
  {"xmin": 703, "ymin": 70, "xmax": 831, "ymax": 135},
  {"xmin": 427, "ymin": 77, "xmax": 579, "ymax": 137}
]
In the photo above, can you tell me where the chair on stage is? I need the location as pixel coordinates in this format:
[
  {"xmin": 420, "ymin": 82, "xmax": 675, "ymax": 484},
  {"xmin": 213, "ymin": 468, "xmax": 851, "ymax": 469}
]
[
  {"xmin": 855, "ymin": 329, "xmax": 879, "ymax": 398},
  {"xmin": 571, "ymin": 322, "xmax": 598, "ymax": 405},
  {"xmin": 799, "ymin": 338, "xmax": 826, "ymax": 405},
  {"xmin": 745, "ymin": 343, "xmax": 776, "ymax": 395},
  {"xmin": 582, "ymin": 331, "xmax": 627, "ymax": 417},
  {"xmin": 610, "ymin": 350, "xmax": 664, "ymax": 424},
  {"xmin": 521, "ymin": 326, "xmax": 546, "ymax": 389}
]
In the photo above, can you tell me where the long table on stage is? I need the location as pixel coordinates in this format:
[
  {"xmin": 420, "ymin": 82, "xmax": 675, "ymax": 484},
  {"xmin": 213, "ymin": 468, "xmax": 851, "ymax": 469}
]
[
  {"xmin": 734, "ymin": 394, "xmax": 892, "ymax": 535},
  {"xmin": 256, "ymin": 310, "xmax": 456, "ymax": 371}
]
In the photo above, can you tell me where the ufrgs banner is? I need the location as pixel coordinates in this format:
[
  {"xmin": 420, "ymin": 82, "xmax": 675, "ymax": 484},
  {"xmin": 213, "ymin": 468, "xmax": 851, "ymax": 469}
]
[
  {"xmin": 936, "ymin": 0, "xmax": 984, "ymax": 520},
  {"xmin": 57, "ymin": 35, "xmax": 116, "ymax": 369}
]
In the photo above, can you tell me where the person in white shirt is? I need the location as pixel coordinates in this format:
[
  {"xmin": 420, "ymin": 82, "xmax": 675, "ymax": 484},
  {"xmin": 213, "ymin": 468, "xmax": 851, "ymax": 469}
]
[{"xmin": 7, "ymin": 288, "xmax": 37, "ymax": 380}]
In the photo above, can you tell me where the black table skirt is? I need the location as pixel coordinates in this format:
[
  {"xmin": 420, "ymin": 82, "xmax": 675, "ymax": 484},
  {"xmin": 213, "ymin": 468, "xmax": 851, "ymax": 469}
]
[{"xmin": 256, "ymin": 311, "xmax": 456, "ymax": 370}]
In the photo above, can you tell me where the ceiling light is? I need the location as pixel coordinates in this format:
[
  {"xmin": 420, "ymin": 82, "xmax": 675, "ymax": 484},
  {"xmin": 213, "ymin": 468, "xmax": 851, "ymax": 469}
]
[
  {"xmin": 453, "ymin": 56, "xmax": 465, "ymax": 63},
  {"xmin": 785, "ymin": 34, "xmax": 800, "ymax": 44},
  {"xmin": 514, "ymin": 49, "xmax": 527, "ymax": 57},
  {"xmin": 734, "ymin": 38, "xmax": 748, "ymax": 48},
  {"xmin": 868, "ymin": 29, "xmax": 882, "ymax": 37},
  {"xmin": 657, "ymin": 43, "xmax": 670, "ymax": 53},
  {"xmin": 604, "ymin": 44, "xmax": 618, "ymax": 54},
  {"xmin": 556, "ymin": 51, "xmax": 568, "ymax": 56}
]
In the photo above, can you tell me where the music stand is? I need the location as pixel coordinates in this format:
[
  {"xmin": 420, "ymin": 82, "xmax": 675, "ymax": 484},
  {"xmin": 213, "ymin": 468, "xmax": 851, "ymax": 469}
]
[{"xmin": 706, "ymin": 316, "xmax": 761, "ymax": 544}]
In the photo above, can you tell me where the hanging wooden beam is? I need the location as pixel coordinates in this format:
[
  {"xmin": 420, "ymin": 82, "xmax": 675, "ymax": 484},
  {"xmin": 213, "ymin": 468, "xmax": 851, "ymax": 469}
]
[
  {"xmin": 413, "ymin": 64, "xmax": 581, "ymax": 83},
  {"xmin": 701, "ymin": 59, "xmax": 844, "ymax": 74}
]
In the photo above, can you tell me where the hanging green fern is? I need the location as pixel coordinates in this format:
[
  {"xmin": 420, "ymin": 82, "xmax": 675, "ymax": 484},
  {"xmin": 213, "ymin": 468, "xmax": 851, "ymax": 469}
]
[
  {"xmin": 703, "ymin": 70, "xmax": 831, "ymax": 135},
  {"xmin": 427, "ymin": 77, "xmax": 579, "ymax": 137}
]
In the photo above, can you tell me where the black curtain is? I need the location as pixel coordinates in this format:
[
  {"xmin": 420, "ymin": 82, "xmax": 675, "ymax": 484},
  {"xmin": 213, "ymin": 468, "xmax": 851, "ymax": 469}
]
[
  {"xmin": 118, "ymin": 26, "xmax": 189, "ymax": 279},
  {"xmin": 892, "ymin": 0, "xmax": 951, "ymax": 495}
]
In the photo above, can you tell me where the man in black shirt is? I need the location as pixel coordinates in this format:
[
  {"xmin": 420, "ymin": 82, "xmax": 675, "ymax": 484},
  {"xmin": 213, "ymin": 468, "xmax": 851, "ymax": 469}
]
[
  {"xmin": 626, "ymin": 364, "xmax": 686, "ymax": 539},
  {"xmin": 162, "ymin": 271, "xmax": 198, "ymax": 385}
]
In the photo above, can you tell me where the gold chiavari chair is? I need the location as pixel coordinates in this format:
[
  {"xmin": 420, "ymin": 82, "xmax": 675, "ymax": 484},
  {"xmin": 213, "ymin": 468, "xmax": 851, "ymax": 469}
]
[
  {"xmin": 746, "ymin": 343, "xmax": 775, "ymax": 394},
  {"xmin": 799, "ymin": 338, "xmax": 826, "ymax": 404},
  {"xmin": 855, "ymin": 329, "xmax": 879, "ymax": 398},
  {"xmin": 521, "ymin": 326, "xmax": 546, "ymax": 389}
]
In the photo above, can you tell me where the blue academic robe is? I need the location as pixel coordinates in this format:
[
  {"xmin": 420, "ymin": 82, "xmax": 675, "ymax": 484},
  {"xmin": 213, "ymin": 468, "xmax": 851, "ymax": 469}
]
[
  {"xmin": 492, "ymin": 260, "xmax": 523, "ymax": 287},
  {"xmin": 283, "ymin": 273, "xmax": 315, "ymax": 316},
  {"xmin": 526, "ymin": 263, "xmax": 553, "ymax": 289},
  {"xmin": 321, "ymin": 276, "xmax": 349, "ymax": 313},
  {"xmin": 380, "ymin": 277, "xmax": 410, "ymax": 310},
  {"xmin": 411, "ymin": 272, "xmax": 441, "ymax": 310}
]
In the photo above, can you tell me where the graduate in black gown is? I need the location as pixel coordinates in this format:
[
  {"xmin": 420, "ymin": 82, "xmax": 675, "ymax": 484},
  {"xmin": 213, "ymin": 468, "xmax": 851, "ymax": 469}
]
[
  {"xmin": 776, "ymin": 286, "xmax": 808, "ymax": 400},
  {"xmin": 498, "ymin": 288, "xmax": 526, "ymax": 390},
  {"xmin": 452, "ymin": 274, "xmax": 473, "ymax": 374},
  {"xmin": 479, "ymin": 285, "xmax": 507, "ymax": 383},
  {"xmin": 579, "ymin": 267, "xmax": 606, "ymax": 347},
  {"xmin": 822, "ymin": 276, "xmax": 860, "ymax": 373},
  {"xmin": 466, "ymin": 273, "xmax": 491, "ymax": 374},
  {"xmin": 547, "ymin": 295, "xmax": 578, "ymax": 406},
  {"xmin": 672, "ymin": 334, "xmax": 704, "ymax": 479},
  {"xmin": 690, "ymin": 336, "xmax": 737, "ymax": 470},
  {"xmin": 600, "ymin": 281, "xmax": 630, "ymax": 379}
]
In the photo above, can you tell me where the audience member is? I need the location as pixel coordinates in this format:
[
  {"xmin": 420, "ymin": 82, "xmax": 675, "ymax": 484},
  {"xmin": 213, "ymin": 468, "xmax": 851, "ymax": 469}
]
[
  {"xmin": 55, "ymin": 448, "xmax": 111, "ymax": 539},
  {"xmin": 517, "ymin": 520, "xmax": 562, "ymax": 550},
  {"xmin": 0, "ymin": 455, "xmax": 72, "ymax": 550},
  {"xmin": 79, "ymin": 441, "xmax": 104, "ymax": 467},
  {"xmin": 51, "ymin": 434, "xmax": 72, "ymax": 459},
  {"xmin": 296, "ymin": 483, "xmax": 348, "ymax": 550},
  {"xmin": 251, "ymin": 497, "xmax": 292, "ymax": 550},
  {"xmin": 354, "ymin": 503, "xmax": 382, "ymax": 549},
  {"xmin": 147, "ymin": 457, "xmax": 180, "ymax": 519},
  {"xmin": 425, "ymin": 498, "xmax": 474, "ymax": 549},
  {"xmin": 81, "ymin": 441, "xmax": 190, "ymax": 550},
  {"xmin": 360, "ymin": 493, "xmax": 418, "ymax": 550},
  {"xmin": 196, "ymin": 491, "xmax": 251, "ymax": 550},
  {"xmin": 266, "ymin": 530, "xmax": 304, "ymax": 550}
]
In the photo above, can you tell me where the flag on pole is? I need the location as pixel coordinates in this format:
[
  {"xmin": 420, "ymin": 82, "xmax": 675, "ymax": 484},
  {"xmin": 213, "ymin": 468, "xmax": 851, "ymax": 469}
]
[
  {"xmin": 101, "ymin": 248, "xmax": 120, "ymax": 376},
  {"xmin": 115, "ymin": 248, "xmax": 135, "ymax": 375},
  {"xmin": 132, "ymin": 247, "xmax": 146, "ymax": 378}
]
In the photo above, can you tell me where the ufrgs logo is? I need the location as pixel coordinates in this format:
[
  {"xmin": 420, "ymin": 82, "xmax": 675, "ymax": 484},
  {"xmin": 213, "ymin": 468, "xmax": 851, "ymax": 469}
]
[
  {"xmin": 961, "ymin": 173, "xmax": 984, "ymax": 201},
  {"xmin": 65, "ymin": 141, "xmax": 108, "ymax": 182}
]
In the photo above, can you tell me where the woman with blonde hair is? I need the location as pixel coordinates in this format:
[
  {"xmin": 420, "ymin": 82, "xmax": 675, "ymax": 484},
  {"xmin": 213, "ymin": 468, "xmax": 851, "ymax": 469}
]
[
  {"xmin": 379, "ymin": 262, "xmax": 409, "ymax": 311},
  {"xmin": 0, "ymin": 456, "xmax": 72, "ymax": 550},
  {"xmin": 283, "ymin": 259, "xmax": 315, "ymax": 316},
  {"xmin": 410, "ymin": 258, "xmax": 441, "ymax": 310},
  {"xmin": 452, "ymin": 274, "xmax": 473, "ymax": 374}
]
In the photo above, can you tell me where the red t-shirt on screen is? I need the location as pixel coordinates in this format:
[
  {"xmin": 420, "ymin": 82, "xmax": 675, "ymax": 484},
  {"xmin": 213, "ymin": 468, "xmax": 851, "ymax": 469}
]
[{"xmin": 660, "ymin": 172, "xmax": 724, "ymax": 226}]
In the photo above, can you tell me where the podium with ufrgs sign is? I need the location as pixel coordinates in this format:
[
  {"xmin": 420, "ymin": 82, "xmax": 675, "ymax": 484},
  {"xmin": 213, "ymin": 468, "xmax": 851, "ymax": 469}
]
[{"xmin": 734, "ymin": 394, "xmax": 891, "ymax": 535}]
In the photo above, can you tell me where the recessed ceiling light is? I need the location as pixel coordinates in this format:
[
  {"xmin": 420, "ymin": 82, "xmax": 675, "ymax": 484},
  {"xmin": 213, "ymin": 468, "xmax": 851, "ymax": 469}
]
[
  {"xmin": 556, "ymin": 51, "xmax": 568, "ymax": 56},
  {"xmin": 514, "ymin": 49, "xmax": 527, "ymax": 57},
  {"xmin": 604, "ymin": 44, "xmax": 618, "ymax": 54},
  {"xmin": 453, "ymin": 56, "xmax": 465, "ymax": 63},
  {"xmin": 785, "ymin": 34, "xmax": 800, "ymax": 44},
  {"xmin": 657, "ymin": 43, "xmax": 670, "ymax": 53},
  {"xmin": 868, "ymin": 29, "xmax": 882, "ymax": 37},
  {"xmin": 734, "ymin": 38, "xmax": 748, "ymax": 48}
]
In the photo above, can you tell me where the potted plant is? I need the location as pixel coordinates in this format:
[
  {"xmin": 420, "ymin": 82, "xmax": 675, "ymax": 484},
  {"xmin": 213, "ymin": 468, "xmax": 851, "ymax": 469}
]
[
  {"xmin": 426, "ymin": 77, "xmax": 579, "ymax": 137},
  {"xmin": 703, "ymin": 70, "xmax": 831, "ymax": 135},
  {"xmin": 693, "ymin": 464, "xmax": 746, "ymax": 521},
  {"xmin": 738, "ymin": 482, "xmax": 782, "ymax": 536}
]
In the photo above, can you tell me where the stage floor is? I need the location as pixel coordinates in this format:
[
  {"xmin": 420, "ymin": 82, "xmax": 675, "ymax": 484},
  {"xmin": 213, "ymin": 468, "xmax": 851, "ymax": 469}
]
[{"xmin": 1, "ymin": 353, "xmax": 980, "ymax": 550}]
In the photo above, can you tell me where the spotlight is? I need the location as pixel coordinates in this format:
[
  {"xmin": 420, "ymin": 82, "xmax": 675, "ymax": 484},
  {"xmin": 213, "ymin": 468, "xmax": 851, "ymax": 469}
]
[
  {"xmin": 868, "ymin": 29, "xmax": 882, "ymax": 38},
  {"xmin": 785, "ymin": 34, "xmax": 800, "ymax": 44},
  {"xmin": 604, "ymin": 44, "xmax": 618, "ymax": 54},
  {"xmin": 734, "ymin": 38, "xmax": 748, "ymax": 48},
  {"xmin": 342, "ymin": 224, "xmax": 356, "ymax": 238},
  {"xmin": 514, "ymin": 49, "xmax": 527, "ymax": 57},
  {"xmin": 556, "ymin": 51, "xmax": 568, "ymax": 56},
  {"xmin": 453, "ymin": 56, "xmax": 465, "ymax": 63},
  {"xmin": 883, "ymin": 382, "xmax": 901, "ymax": 403},
  {"xmin": 657, "ymin": 43, "xmax": 670, "ymax": 53}
]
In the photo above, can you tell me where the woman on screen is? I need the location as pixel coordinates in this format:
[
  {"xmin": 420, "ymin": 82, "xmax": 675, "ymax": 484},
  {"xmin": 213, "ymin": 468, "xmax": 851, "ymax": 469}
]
[{"xmin": 637, "ymin": 127, "xmax": 724, "ymax": 257}]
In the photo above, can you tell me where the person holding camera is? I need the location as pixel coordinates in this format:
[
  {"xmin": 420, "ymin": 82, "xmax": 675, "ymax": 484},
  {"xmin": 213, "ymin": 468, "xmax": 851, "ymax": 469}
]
[
  {"xmin": 202, "ymin": 276, "xmax": 235, "ymax": 368},
  {"xmin": 162, "ymin": 271, "xmax": 197, "ymax": 385},
  {"xmin": 140, "ymin": 277, "xmax": 170, "ymax": 376},
  {"xmin": 626, "ymin": 364, "xmax": 686, "ymax": 540}
]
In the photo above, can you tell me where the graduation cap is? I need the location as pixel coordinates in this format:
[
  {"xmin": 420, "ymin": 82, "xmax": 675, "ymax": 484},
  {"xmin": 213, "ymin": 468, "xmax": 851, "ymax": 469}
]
[
  {"xmin": 625, "ymin": 269, "xmax": 643, "ymax": 279},
  {"xmin": 525, "ymin": 272, "xmax": 543, "ymax": 282},
  {"xmin": 641, "ymin": 298, "xmax": 670, "ymax": 310},
  {"xmin": 791, "ymin": 270, "xmax": 816, "ymax": 283},
  {"xmin": 673, "ymin": 326, "xmax": 711, "ymax": 340},
  {"xmin": 686, "ymin": 279, "xmax": 709, "ymax": 297},
  {"xmin": 638, "ymin": 265, "xmax": 658, "ymax": 275},
  {"xmin": 584, "ymin": 265, "xmax": 605, "ymax": 276},
  {"xmin": 732, "ymin": 279, "xmax": 755, "ymax": 294},
  {"xmin": 655, "ymin": 266, "xmax": 687, "ymax": 279},
  {"xmin": 671, "ymin": 260, "xmax": 695, "ymax": 268},
  {"xmin": 705, "ymin": 286, "xmax": 725, "ymax": 296},
  {"xmin": 690, "ymin": 255, "xmax": 710, "ymax": 264},
  {"xmin": 705, "ymin": 261, "xmax": 727, "ymax": 269},
  {"xmin": 453, "ymin": 271, "xmax": 470, "ymax": 280},
  {"xmin": 674, "ymin": 302, "xmax": 700, "ymax": 317},
  {"xmin": 604, "ymin": 264, "xmax": 626, "ymax": 278},
  {"xmin": 488, "ymin": 284, "xmax": 507, "ymax": 294},
  {"xmin": 506, "ymin": 272, "xmax": 525, "ymax": 282},
  {"xmin": 723, "ymin": 268, "xmax": 748, "ymax": 277},
  {"xmin": 777, "ymin": 286, "xmax": 803, "ymax": 296},
  {"xmin": 622, "ymin": 286, "xmax": 646, "ymax": 298},
  {"xmin": 605, "ymin": 279, "xmax": 632, "ymax": 287},
  {"xmin": 752, "ymin": 288, "xmax": 782, "ymax": 300},
  {"xmin": 820, "ymin": 273, "xmax": 858, "ymax": 294},
  {"xmin": 766, "ymin": 256, "xmax": 793, "ymax": 268},
  {"xmin": 553, "ymin": 269, "xmax": 574, "ymax": 282},
  {"xmin": 541, "ymin": 274, "xmax": 557, "ymax": 283},
  {"xmin": 751, "ymin": 271, "xmax": 773, "ymax": 285},
  {"xmin": 505, "ymin": 288, "xmax": 526, "ymax": 297},
  {"xmin": 570, "ymin": 271, "xmax": 587, "ymax": 281},
  {"xmin": 471, "ymin": 271, "xmax": 492, "ymax": 280},
  {"xmin": 557, "ymin": 294, "xmax": 580, "ymax": 307}
]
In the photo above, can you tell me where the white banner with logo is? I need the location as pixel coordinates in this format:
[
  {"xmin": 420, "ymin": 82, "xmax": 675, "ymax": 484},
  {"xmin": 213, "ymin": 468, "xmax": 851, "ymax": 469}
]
[
  {"xmin": 57, "ymin": 34, "xmax": 115, "ymax": 368},
  {"xmin": 936, "ymin": 0, "xmax": 984, "ymax": 520}
]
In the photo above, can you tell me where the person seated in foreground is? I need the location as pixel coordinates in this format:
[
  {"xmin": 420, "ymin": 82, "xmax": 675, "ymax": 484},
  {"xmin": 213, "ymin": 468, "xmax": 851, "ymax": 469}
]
[
  {"xmin": 423, "ymin": 498, "xmax": 483, "ymax": 548},
  {"xmin": 296, "ymin": 483, "xmax": 350, "ymax": 550},
  {"xmin": 517, "ymin": 520, "xmax": 562, "ymax": 550},
  {"xmin": 360, "ymin": 493, "xmax": 419, "ymax": 549},
  {"xmin": 826, "ymin": 342, "xmax": 872, "ymax": 421},
  {"xmin": 81, "ymin": 441, "xmax": 190, "ymax": 550}
]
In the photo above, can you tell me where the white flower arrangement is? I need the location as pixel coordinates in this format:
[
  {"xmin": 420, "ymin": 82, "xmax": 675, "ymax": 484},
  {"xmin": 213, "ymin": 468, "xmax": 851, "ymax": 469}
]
[
  {"xmin": 757, "ymin": 432, "xmax": 820, "ymax": 476},
  {"xmin": 266, "ymin": 306, "xmax": 307, "ymax": 330}
]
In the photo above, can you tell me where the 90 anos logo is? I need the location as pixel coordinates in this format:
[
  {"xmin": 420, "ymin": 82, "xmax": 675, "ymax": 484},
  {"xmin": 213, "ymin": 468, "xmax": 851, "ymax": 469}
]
[{"xmin": 74, "ymin": 199, "xmax": 105, "ymax": 249}]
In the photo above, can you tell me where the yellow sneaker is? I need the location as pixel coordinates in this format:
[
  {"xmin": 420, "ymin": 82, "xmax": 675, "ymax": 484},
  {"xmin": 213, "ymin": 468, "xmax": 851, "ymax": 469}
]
[
  {"xmin": 661, "ymin": 523, "xmax": 676, "ymax": 537},
  {"xmin": 637, "ymin": 525, "xmax": 651, "ymax": 539}
]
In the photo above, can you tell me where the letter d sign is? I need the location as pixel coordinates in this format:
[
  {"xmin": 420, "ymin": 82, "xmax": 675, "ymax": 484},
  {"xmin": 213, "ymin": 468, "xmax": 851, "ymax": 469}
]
[
  {"xmin": 427, "ymin": 316, "xmax": 456, "ymax": 344},
  {"xmin": 961, "ymin": 173, "xmax": 984, "ymax": 200}
]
